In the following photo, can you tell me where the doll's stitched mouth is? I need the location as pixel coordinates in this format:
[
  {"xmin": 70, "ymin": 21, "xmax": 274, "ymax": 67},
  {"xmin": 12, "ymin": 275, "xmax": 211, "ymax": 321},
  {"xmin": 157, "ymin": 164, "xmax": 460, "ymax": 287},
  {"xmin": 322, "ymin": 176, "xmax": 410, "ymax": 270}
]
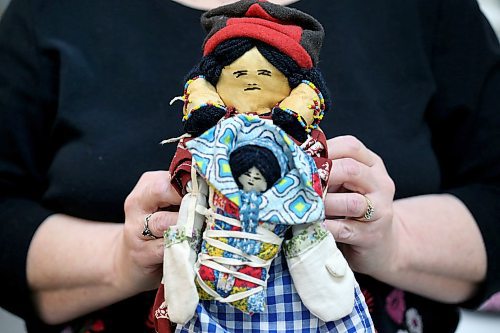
[{"xmin": 244, "ymin": 87, "xmax": 261, "ymax": 91}]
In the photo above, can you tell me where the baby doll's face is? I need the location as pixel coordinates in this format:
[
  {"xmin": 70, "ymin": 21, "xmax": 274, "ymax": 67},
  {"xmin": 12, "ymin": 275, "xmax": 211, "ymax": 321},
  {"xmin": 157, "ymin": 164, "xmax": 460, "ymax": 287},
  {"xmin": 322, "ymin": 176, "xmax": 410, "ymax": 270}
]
[
  {"xmin": 216, "ymin": 47, "xmax": 291, "ymax": 115},
  {"xmin": 238, "ymin": 166, "xmax": 268, "ymax": 193}
]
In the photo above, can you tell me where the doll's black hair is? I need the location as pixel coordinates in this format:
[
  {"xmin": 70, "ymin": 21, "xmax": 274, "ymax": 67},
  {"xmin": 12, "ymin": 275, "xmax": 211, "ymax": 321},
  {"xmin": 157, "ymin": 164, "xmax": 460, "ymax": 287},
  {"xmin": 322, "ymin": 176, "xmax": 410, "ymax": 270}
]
[
  {"xmin": 187, "ymin": 38, "xmax": 330, "ymax": 105},
  {"xmin": 229, "ymin": 144, "xmax": 281, "ymax": 191},
  {"xmin": 184, "ymin": 38, "xmax": 330, "ymax": 141}
]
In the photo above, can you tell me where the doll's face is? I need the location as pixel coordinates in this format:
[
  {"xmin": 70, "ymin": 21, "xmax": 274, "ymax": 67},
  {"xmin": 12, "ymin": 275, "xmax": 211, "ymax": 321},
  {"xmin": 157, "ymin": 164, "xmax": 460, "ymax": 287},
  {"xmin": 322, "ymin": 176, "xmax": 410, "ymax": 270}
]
[
  {"xmin": 216, "ymin": 47, "xmax": 291, "ymax": 115},
  {"xmin": 238, "ymin": 166, "xmax": 268, "ymax": 193}
]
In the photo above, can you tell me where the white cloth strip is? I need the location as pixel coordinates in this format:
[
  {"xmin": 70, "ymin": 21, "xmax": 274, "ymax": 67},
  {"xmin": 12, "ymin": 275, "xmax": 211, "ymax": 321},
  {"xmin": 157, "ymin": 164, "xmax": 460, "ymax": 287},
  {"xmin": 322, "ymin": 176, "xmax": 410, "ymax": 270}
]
[
  {"xmin": 197, "ymin": 259, "xmax": 266, "ymax": 286},
  {"xmin": 204, "ymin": 229, "xmax": 282, "ymax": 244},
  {"xmin": 169, "ymin": 95, "xmax": 184, "ymax": 105},
  {"xmin": 197, "ymin": 206, "xmax": 284, "ymax": 244},
  {"xmin": 202, "ymin": 237, "xmax": 268, "ymax": 265},
  {"xmin": 159, "ymin": 133, "xmax": 191, "ymax": 145},
  {"xmin": 195, "ymin": 271, "xmax": 264, "ymax": 303},
  {"xmin": 197, "ymin": 253, "xmax": 268, "ymax": 268},
  {"xmin": 196, "ymin": 206, "xmax": 238, "ymax": 226}
]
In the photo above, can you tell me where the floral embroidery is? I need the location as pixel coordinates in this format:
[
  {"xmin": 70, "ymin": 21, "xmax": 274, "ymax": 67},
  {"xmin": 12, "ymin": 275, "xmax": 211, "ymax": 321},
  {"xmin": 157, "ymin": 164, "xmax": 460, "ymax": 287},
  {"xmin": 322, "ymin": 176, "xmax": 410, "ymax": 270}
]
[
  {"xmin": 277, "ymin": 80, "xmax": 326, "ymax": 133},
  {"xmin": 405, "ymin": 307, "xmax": 423, "ymax": 333},
  {"xmin": 163, "ymin": 226, "xmax": 201, "ymax": 250},
  {"xmin": 282, "ymin": 224, "xmax": 328, "ymax": 258},
  {"xmin": 164, "ymin": 226, "xmax": 187, "ymax": 246},
  {"xmin": 386, "ymin": 288, "xmax": 406, "ymax": 325}
]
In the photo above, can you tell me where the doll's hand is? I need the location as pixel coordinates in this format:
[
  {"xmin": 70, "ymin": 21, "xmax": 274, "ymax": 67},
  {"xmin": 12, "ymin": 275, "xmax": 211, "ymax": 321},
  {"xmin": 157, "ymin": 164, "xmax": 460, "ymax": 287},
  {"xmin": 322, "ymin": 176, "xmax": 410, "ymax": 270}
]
[
  {"xmin": 272, "ymin": 107, "xmax": 308, "ymax": 142},
  {"xmin": 322, "ymin": 136, "xmax": 398, "ymax": 278},
  {"xmin": 184, "ymin": 105, "xmax": 227, "ymax": 136},
  {"xmin": 114, "ymin": 171, "xmax": 181, "ymax": 294}
]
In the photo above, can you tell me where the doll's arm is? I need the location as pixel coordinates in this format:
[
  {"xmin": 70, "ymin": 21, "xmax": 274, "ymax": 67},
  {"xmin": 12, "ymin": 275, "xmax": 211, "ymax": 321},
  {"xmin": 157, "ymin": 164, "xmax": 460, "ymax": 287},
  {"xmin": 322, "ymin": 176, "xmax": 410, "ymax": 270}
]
[
  {"xmin": 183, "ymin": 77, "xmax": 227, "ymax": 136},
  {"xmin": 272, "ymin": 81, "xmax": 325, "ymax": 143},
  {"xmin": 285, "ymin": 223, "xmax": 356, "ymax": 322},
  {"xmin": 161, "ymin": 172, "xmax": 209, "ymax": 324}
]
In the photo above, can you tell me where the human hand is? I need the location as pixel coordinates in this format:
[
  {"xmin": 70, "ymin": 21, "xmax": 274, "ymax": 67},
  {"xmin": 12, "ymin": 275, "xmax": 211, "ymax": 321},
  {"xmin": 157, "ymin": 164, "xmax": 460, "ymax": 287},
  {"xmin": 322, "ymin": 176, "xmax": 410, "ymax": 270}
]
[
  {"xmin": 113, "ymin": 171, "xmax": 181, "ymax": 295},
  {"xmin": 322, "ymin": 135, "xmax": 397, "ymax": 278}
]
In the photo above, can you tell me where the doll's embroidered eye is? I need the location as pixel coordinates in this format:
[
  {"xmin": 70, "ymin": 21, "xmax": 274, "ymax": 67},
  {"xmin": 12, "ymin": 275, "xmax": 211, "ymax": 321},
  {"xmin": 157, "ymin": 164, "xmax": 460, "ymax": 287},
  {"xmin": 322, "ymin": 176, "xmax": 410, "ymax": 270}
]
[
  {"xmin": 257, "ymin": 69, "xmax": 272, "ymax": 76},
  {"xmin": 233, "ymin": 70, "xmax": 248, "ymax": 78}
]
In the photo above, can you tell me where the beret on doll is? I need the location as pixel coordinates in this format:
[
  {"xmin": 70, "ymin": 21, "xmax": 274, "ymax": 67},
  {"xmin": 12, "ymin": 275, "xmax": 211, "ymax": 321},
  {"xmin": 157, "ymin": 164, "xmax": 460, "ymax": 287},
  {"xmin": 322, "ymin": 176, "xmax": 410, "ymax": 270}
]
[
  {"xmin": 201, "ymin": 0, "xmax": 324, "ymax": 69},
  {"xmin": 181, "ymin": 0, "xmax": 330, "ymax": 142}
]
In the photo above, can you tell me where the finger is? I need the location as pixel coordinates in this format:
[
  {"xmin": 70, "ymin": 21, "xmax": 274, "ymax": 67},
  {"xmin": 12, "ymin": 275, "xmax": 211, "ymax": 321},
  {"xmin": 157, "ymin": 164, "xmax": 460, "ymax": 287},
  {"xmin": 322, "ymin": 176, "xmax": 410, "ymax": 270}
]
[
  {"xmin": 325, "ymin": 192, "xmax": 374, "ymax": 219},
  {"xmin": 126, "ymin": 171, "xmax": 182, "ymax": 214},
  {"xmin": 323, "ymin": 219, "xmax": 364, "ymax": 246},
  {"xmin": 137, "ymin": 238, "xmax": 165, "ymax": 267},
  {"xmin": 328, "ymin": 158, "xmax": 377, "ymax": 193},
  {"xmin": 143, "ymin": 211, "xmax": 179, "ymax": 238},
  {"xmin": 327, "ymin": 135, "xmax": 377, "ymax": 167}
]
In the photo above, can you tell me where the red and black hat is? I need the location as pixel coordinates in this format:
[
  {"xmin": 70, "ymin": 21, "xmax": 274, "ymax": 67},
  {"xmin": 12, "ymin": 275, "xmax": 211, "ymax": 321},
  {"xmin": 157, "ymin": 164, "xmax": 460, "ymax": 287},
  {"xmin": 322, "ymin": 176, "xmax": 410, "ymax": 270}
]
[{"xmin": 201, "ymin": 0, "xmax": 324, "ymax": 69}]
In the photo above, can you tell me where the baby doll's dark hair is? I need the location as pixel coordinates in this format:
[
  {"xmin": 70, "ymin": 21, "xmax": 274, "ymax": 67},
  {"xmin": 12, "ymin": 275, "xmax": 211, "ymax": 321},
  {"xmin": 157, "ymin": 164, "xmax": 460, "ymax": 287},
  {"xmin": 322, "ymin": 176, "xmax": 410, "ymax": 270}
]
[
  {"xmin": 229, "ymin": 145, "xmax": 281, "ymax": 191},
  {"xmin": 187, "ymin": 38, "xmax": 330, "ymax": 108}
]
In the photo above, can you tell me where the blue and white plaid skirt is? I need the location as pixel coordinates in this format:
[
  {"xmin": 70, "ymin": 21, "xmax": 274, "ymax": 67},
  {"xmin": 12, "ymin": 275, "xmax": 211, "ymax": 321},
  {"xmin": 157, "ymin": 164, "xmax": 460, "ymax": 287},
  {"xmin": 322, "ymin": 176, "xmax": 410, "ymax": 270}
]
[{"xmin": 176, "ymin": 252, "xmax": 374, "ymax": 332}]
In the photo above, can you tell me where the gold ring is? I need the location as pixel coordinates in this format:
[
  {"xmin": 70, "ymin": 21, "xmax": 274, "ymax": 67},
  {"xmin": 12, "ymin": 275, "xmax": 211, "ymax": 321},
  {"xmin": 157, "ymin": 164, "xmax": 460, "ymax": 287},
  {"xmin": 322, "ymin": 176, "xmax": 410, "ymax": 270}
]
[{"xmin": 362, "ymin": 195, "xmax": 375, "ymax": 221}]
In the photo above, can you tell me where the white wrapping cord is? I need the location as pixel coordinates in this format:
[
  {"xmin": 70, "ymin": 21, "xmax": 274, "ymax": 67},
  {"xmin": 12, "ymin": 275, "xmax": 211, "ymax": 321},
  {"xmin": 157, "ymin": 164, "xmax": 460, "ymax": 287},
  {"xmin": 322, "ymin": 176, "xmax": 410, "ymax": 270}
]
[
  {"xmin": 194, "ymin": 205, "xmax": 284, "ymax": 304},
  {"xmin": 159, "ymin": 133, "xmax": 191, "ymax": 145},
  {"xmin": 169, "ymin": 95, "xmax": 184, "ymax": 105}
]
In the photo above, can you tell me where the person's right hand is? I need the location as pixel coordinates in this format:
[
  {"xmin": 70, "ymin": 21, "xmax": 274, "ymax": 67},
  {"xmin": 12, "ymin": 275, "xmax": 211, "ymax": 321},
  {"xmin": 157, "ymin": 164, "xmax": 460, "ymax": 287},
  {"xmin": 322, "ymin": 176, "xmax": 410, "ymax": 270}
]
[{"xmin": 113, "ymin": 171, "xmax": 181, "ymax": 295}]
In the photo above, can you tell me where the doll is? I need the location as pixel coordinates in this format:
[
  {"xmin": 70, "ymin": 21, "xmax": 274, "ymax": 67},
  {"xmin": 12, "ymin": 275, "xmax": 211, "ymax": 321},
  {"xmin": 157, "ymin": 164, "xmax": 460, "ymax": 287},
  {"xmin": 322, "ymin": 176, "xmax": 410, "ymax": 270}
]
[{"xmin": 154, "ymin": 0, "xmax": 372, "ymax": 330}]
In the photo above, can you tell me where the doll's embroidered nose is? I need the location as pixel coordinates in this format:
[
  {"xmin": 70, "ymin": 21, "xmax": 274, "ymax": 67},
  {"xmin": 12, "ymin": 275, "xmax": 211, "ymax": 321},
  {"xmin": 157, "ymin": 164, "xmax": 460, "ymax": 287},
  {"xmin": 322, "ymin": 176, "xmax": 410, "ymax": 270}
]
[{"xmin": 244, "ymin": 83, "xmax": 261, "ymax": 91}]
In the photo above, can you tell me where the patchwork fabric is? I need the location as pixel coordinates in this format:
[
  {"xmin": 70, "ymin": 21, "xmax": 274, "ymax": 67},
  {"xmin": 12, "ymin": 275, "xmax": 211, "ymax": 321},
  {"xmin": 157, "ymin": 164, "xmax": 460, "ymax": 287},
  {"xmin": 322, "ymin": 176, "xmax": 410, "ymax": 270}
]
[
  {"xmin": 194, "ymin": 197, "xmax": 288, "ymax": 313},
  {"xmin": 185, "ymin": 115, "xmax": 325, "ymax": 314}
]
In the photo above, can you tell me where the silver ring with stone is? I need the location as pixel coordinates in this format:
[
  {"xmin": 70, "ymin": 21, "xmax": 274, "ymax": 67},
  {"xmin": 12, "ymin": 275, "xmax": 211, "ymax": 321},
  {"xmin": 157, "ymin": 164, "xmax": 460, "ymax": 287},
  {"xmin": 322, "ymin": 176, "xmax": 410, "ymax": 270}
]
[{"xmin": 142, "ymin": 213, "xmax": 158, "ymax": 239}]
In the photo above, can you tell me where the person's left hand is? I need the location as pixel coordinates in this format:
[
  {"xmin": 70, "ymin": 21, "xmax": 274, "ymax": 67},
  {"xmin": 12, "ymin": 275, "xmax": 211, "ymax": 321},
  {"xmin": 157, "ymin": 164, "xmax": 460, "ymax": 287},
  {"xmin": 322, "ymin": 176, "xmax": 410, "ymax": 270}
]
[{"xmin": 322, "ymin": 135, "xmax": 397, "ymax": 278}]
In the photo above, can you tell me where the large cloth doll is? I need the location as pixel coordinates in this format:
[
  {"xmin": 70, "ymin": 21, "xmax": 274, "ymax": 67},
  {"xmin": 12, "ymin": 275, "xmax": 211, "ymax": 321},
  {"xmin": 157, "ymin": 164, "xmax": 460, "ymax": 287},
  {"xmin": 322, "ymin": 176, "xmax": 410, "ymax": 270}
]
[{"xmin": 153, "ymin": 1, "xmax": 374, "ymax": 331}]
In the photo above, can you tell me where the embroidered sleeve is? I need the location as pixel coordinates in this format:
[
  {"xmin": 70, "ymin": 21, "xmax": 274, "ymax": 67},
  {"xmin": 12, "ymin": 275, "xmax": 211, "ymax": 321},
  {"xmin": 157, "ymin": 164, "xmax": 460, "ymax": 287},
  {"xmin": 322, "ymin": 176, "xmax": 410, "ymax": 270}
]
[
  {"xmin": 276, "ymin": 80, "xmax": 325, "ymax": 133},
  {"xmin": 182, "ymin": 76, "xmax": 226, "ymax": 122}
]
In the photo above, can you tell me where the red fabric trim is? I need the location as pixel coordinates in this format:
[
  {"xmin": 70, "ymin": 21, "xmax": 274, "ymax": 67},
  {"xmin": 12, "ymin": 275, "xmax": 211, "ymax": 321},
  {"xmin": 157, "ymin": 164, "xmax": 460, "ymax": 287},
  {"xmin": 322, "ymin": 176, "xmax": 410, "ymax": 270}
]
[
  {"xmin": 310, "ymin": 129, "xmax": 328, "ymax": 158},
  {"xmin": 245, "ymin": 3, "xmax": 280, "ymax": 23},
  {"xmin": 169, "ymin": 139, "xmax": 194, "ymax": 196},
  {"xmin": 204, "ymin": 20, "xmax": 312, "ymax": 69},
  {"xmin": 227, "ymin": 17, "xmax": 302, "ymax": 41}
]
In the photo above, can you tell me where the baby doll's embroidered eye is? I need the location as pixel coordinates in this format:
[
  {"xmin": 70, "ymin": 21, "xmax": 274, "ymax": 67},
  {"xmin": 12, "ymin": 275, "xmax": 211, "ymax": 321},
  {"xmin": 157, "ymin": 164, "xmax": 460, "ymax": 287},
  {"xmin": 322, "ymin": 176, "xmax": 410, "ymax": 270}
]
[
  {"xmin": 233, "ymin": 70, "xmax": 248, "ymax": 78},
  {"xmin": 257, "ymin": 69, "xmax": 272, "ymax": 76}
]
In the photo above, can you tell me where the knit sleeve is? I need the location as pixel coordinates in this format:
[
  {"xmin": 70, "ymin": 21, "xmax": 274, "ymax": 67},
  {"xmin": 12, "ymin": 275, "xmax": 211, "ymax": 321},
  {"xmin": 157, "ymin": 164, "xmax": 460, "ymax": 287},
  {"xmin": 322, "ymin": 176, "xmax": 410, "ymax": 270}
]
[
  {"xmin": 0, "ymin": 0, "xmax": 56, "ymax": 319},
  {"xmin": 426, "ymin": 0, "xmax": 500, "ymax": 308}
]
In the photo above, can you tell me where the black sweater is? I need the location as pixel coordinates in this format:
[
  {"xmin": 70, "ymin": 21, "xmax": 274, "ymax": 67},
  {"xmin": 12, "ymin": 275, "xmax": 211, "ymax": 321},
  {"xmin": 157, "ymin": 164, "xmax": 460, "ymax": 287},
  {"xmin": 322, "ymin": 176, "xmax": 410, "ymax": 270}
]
[{"xmin": 1, "ymin": 0, "xmax": 499, "ymax": 332}]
